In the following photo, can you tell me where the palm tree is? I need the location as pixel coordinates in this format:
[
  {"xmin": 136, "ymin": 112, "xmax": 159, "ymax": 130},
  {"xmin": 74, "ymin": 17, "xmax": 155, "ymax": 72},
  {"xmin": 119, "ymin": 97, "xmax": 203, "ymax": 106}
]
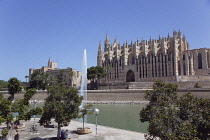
[{"xmin": 25, "ymin": 76, "xmax": 29, "ymax": 83}]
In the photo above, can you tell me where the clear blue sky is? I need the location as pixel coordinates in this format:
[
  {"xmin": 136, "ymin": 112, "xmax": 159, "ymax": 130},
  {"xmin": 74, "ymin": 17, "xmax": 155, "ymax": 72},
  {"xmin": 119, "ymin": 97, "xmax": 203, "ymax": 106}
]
[{"xmin": 0, "ymin": 0, "xmax": 210, "ymax": 82}]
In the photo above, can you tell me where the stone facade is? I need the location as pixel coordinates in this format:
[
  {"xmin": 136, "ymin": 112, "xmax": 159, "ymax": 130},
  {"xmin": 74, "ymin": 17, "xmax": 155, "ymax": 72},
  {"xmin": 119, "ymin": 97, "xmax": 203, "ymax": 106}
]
[
  {"xmin": 97, "ymin": 30, "xmax": 210, "ymax": 84},
  {"xmin": 29, "ymin": 59, "xmax": 82, "ymax": 89}
]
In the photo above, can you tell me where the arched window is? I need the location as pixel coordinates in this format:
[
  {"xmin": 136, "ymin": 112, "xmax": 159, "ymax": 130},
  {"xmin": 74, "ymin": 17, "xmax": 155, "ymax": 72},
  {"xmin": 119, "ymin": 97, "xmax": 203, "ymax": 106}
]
[
  {"xmin": 198, "ymin": 53, "xmax": 202, "ymax": 69},
  {"xmin": 132, "ymin": 56, "xmax": 135, "ymax": 64}
]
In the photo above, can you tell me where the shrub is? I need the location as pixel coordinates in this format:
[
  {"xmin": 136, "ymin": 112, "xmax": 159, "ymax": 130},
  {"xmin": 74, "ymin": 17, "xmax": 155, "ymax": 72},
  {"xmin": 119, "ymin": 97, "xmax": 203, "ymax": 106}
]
[
  {"xmin": 194, "ymin": 83, "xmax": 202, "ymax": 88},
  {"xmin": 1, "ymin": 128, "xmax": 9, "ymax": 137}
]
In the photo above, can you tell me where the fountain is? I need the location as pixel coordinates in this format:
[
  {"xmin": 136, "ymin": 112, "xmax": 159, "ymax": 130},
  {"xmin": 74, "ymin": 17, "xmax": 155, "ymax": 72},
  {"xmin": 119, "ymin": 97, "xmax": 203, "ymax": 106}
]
[
  {"xmin": 80, "ymin": 49, "xmax": 87, "ymax": 107},
  {"xmin": 77, "ymin": 49, "xmax": 92, "ymax": 134}
]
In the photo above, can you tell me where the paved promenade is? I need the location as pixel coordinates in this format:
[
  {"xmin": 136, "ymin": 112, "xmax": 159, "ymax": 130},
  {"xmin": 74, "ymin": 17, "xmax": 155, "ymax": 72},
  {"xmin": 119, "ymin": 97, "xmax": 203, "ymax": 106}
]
[{"xmin": 1, "ymin": 119, "xmax": 145, "ymax": 140}]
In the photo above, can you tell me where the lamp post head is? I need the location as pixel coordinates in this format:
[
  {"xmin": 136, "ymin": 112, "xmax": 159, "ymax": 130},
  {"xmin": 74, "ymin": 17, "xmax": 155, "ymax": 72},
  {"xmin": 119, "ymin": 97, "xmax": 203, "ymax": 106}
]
[
  {"xmin": 33, "ymin": 100, "xmax": 38, "ymax": 104},
  {"xmin": 94, "ymin": 108, "xmax": 99, "ymax": 115}
]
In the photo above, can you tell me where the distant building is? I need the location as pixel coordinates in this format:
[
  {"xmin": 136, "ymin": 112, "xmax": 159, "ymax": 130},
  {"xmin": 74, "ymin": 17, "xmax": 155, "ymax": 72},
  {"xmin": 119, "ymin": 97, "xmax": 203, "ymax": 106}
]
[
  {"xmin": 97, "ymin": 30, "xmax": 210, "ymax": 84},
  {"xmin": 29, "ymin": 59, "xmax": 81, "ymax": 89}
]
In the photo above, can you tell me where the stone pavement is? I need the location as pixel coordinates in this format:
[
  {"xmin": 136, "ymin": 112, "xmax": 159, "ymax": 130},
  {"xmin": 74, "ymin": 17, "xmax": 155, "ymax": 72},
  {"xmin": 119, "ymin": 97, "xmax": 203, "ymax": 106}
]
[{"xmin": 1, "ymin": 119, "xmax": 146, "ymax": 140}]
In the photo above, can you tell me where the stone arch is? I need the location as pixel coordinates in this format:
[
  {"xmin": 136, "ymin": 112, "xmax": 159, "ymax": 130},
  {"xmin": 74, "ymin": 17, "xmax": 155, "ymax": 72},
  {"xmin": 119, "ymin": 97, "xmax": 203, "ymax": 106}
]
[{"xmin": 126, "ymin": 70, "xmax": 135, "ymax": 82}]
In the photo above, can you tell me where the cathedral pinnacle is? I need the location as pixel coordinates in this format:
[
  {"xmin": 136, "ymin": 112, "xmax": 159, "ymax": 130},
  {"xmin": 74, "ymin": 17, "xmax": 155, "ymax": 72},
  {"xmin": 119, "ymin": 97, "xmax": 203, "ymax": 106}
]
[
  {"xmin": 114, "ymin": 37, "xmax": 118, "ymax": 43},
  {"xmin": 98, "ymin": 41, "xmax": 102, "ymax": 52},
  {"xmin": 105, "ymin": 33, "xmax": 110, "ymax": 42},
  {"xmin": 168, "ymin": 33, "xmax": 170, "ymax": 38}
]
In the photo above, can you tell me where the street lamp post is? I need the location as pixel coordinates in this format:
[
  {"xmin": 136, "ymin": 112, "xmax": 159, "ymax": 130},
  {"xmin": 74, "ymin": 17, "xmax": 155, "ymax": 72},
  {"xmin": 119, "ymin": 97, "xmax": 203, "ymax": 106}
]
[
  {"xmin": 33, "ymin": 100, "xmax": 38, "ymax": 129},
  {"xmin": 93, "ymin": 108, "xmax": 99, "ymax": 136}
]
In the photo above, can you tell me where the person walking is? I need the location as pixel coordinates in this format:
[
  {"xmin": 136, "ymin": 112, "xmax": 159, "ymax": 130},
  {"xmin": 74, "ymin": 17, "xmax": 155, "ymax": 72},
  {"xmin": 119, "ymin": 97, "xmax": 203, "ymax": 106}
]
[{"xmin": 14, "ymin": 130, "xmax": 19, "ymax": 140}]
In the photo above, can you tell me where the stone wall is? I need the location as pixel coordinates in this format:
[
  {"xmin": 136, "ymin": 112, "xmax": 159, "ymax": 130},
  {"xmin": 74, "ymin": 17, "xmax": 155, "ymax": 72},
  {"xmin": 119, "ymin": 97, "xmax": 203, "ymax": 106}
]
[
  {"xmin": 1, "ymin": 88, "xmax": 210, "ymax": 103},
  {"xmin": 99, "ymin": 83, "xmax": 129, "ymax": 90},
  {"xmin": 99, "ymin": 81, "xmax": 210, "ymax": 89}
]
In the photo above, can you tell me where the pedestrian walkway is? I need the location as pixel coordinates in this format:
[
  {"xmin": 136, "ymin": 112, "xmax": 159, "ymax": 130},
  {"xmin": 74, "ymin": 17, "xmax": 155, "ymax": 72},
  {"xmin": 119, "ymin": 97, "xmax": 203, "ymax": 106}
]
[{"xmin": 0, "ymin": 119, "xmax": 146, "ymax": 140}]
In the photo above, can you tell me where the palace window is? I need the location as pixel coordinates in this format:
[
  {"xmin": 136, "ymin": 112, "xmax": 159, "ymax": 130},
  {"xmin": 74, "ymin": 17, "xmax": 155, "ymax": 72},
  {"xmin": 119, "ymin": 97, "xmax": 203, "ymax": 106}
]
[{"xmin": 198, "ymin": 53, "xmax": 202, "ymax": 69}]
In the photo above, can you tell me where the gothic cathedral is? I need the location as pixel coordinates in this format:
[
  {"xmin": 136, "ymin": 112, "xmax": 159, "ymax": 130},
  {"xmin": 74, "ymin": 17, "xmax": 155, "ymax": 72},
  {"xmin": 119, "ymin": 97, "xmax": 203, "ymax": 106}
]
[{"xmin": 97, "ymin": 31, "xmax": 210, "ymax": 84}]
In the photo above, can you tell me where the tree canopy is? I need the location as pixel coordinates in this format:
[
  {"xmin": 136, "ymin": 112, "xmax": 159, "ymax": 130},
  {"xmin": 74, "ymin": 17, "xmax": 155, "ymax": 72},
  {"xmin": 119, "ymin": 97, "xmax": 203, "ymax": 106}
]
[
  {"xmin": 0, "ymin": 80, "xmax": 8, "ymax": 90},
  {"xmin": 0, "ymin": 89, "xmax": 42, "ymax": 129},
  {"xmin": 39, "ymin": 71, "xmax": 82, "ymax": 139},
  {"xmin": 87, "ymin": 66, "xmax": 107, "ymax": 82},
  {"xmin": 140, "ymin": 81, "xmax": 210, "ymax": 140},
  {"xmin": 29, "ymin": 71, "xmax": 52, "ymax": 90},
  {"xmin": 87, "ymin": 66, "xmax": 107, "ymax": 89},
  {"xmin": 7, "ymin": 77, "xmax": 22, "ymax": 101}
]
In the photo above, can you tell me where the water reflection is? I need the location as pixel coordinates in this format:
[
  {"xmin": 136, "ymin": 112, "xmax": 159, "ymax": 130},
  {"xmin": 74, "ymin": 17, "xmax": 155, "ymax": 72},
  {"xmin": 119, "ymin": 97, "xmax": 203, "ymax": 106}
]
[
  {"xmin": 82, "ymin": 104, "xmax": 148, "ymax": 133},
  {"xmin": 30, "ymin": 103, "xmax": 148, "ymax": 133}
]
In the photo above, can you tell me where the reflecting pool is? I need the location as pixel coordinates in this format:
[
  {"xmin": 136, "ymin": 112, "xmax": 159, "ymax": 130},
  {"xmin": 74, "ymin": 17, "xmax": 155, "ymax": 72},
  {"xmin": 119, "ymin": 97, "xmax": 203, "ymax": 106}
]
[
  {"xmin": 80, "ymin": 104, "xmax": 148, "ymax": 133},
  {"xmin": 30, "ymin": 103, "xmax": 148, "ymax": 133}
]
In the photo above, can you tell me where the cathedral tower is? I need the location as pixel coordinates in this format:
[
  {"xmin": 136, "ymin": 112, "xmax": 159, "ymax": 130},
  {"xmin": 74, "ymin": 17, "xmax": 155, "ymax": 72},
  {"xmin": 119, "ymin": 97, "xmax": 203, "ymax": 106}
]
[{"xmin": 97, "ymin": 41, "xmax": 103, "ymax": 66}]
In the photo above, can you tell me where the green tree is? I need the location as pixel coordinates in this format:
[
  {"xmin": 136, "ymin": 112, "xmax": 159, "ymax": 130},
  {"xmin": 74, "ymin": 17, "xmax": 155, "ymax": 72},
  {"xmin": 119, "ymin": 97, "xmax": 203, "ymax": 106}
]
[
  {"xmin": 11, "ymin": 89, "xmax": 42, "ymax": 121},
  {"xmin": 0, "ymin": 80, "xmax": 8, "ymax": 90},
  {"xmin": 39, "ymin": 72, "xmax": 82, "ymax": 140},
  {"xmin": 7, "ymin": 77, "xmax": 22, "ymax": 101},
  {"xmin": 87, "ymin": 66, "xmax": 107, "ymax": 89},
  {"xmin": 29, "ymin": 71, "xmax": 52, "ymax": 90},
  {"xmin": 177, "ymin": 92, "xmax": 210, "ymax": 139},
  {"xmin": 0, "ymin": 92, "xmax": 13, "ymax": 128},
  {"xmin": 0, "ymin": 89, "xmax": 42, "ymax": 129},
  {"xmin": 78, "ymin": 104, "xmax": 93, "ymax": 130},
  {"xmin": 140, "ymin": 81, "xmax": 210, "ymax": 140}
]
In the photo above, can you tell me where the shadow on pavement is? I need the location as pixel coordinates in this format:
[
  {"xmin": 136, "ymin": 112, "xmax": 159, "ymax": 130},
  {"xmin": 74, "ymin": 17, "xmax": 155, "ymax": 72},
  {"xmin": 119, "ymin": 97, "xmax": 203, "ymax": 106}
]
[{"xmin": 29, "ymin": 137, "xmax": 57, "ymax": 140}]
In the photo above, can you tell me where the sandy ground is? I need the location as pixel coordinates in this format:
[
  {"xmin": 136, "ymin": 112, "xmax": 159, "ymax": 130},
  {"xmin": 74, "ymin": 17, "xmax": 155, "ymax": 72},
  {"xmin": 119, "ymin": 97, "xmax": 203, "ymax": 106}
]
[{"xmin": 1, "ymin": 119, "xmax": 145, "ymax": 140}]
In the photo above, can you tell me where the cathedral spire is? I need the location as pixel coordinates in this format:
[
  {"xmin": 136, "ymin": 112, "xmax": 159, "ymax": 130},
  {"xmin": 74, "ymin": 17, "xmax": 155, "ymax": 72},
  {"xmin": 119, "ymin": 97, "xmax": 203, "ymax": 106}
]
[
  {"xmin": 114, "ymin": 37, "xmax": 118, "ymax": 43},
  {"xmin": 98, "ymin": 41, "xmax": 102, "ymax": 52},
  {"xmin": 104, "ymin": 33, "xmax": 111, "ymax": 51},
  {"xmin": 178, "ymin": 29, "xmax": 182, "ymax": 36},
  {"xmin": 105, "ymin": 33, "xmax": 110, "ymax": 42},
  {"xmin": 97, "ymin": 41, "xmax": 103, "ymax": 66}
]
